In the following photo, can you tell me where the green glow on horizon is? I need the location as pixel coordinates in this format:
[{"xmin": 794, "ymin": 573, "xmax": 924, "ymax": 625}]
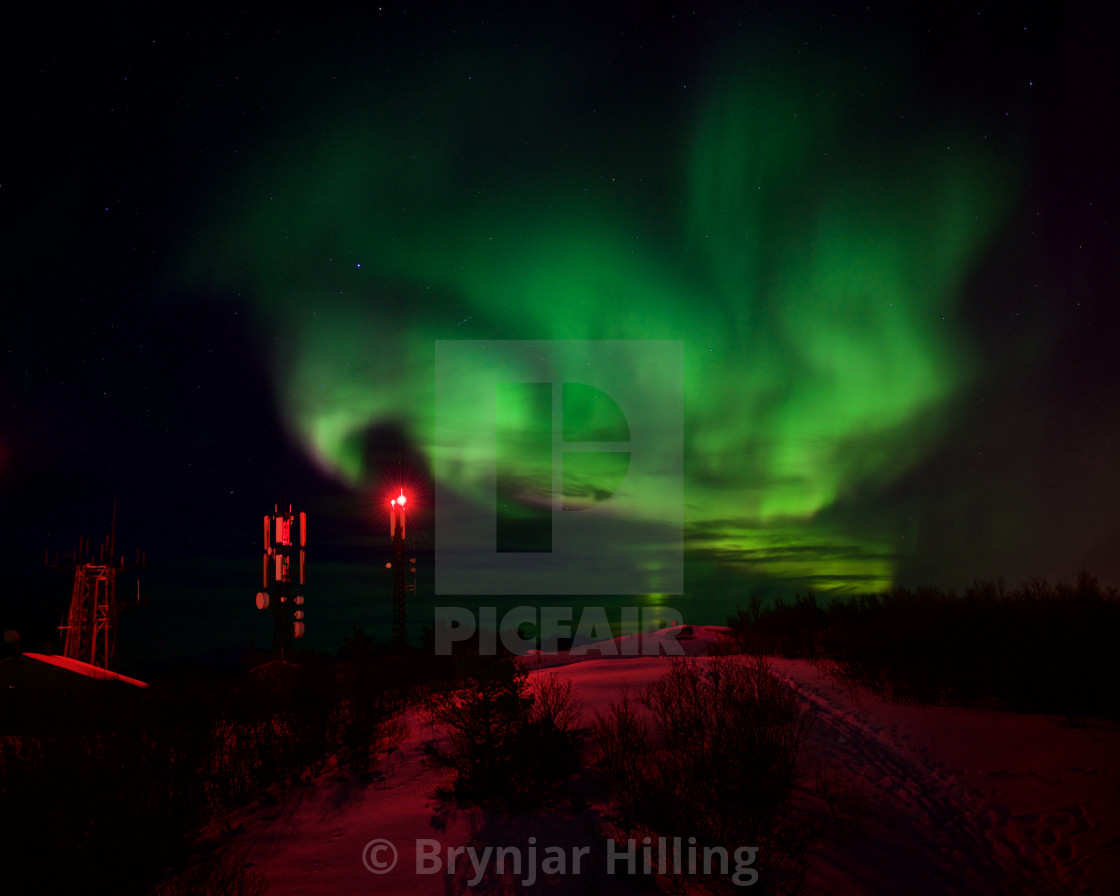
[{"xmin": 177, "ymin": 34, "xmax": 1015, "ymax": 594}]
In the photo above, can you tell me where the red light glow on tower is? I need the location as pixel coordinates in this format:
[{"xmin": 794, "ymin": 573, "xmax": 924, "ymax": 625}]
[
  {"xmin": 387, "ymin": 489, "xmax": 414, "ymax": 644},
  {"xmin": 389, "ymin": 490, "xmax": 408, "ymax": 539}
]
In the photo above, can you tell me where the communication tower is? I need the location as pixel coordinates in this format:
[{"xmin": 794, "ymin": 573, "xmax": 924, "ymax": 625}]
[
  {"xmin": 255, "ymin": 506, "xmax": 306, "ymax": 657},
  {"xmin": 387, "ymin": 490, "xmax": 416, "ymax": 644},
  {"xmin": 45, "ymin": 502, "xmax": 144, "ymax": 670}
]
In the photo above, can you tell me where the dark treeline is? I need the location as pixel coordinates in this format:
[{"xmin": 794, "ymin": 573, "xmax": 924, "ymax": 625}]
[{"xmin": 725, "ymin": 572, "xmax": 1120, "ymax": 720}]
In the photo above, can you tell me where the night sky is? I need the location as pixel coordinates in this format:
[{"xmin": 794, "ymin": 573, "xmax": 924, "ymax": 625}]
[{"xmin": 3, "ymin": 2, "xmax": 1118, "ymax": 666}]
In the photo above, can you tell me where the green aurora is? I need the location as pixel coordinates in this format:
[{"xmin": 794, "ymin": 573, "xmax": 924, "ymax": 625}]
[{"xmin": 180, "ymin": 32, "xmax": 1015, "ymax": 596}]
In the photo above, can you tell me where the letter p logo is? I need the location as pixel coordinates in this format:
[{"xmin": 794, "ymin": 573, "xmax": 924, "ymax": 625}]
[{"xmin": 435, "ymin": 341, "xmax": 682, "ymax": 595}]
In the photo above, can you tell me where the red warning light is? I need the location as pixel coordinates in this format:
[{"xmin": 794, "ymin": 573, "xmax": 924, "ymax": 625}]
[{"xmin": 388, "ymin": 488, "xmax": 409, "ymax": 539}]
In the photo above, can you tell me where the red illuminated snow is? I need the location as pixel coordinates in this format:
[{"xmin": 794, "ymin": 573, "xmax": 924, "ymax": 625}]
[
  {"xmin": 226, "ymin": 627, "xmax": 1120, "ymax": 894},
  {"xmin": 22, "ymin": 652, "xmax": 150, "ymax": 688}
]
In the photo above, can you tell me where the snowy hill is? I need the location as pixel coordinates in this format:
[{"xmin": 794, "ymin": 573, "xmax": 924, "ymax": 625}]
[{"xmin": 224, "ymin": 625, "xmax": 1120, "ymax": 895}]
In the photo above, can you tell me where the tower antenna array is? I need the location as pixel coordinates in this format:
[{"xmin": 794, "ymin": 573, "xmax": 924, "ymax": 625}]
[{"xmin": 255, "ymin": 505, "xmax": 307, "ymax": 658}]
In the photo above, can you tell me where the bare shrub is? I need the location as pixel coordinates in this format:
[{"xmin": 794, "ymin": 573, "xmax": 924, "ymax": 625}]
[
  {"xmin": 594, "ymin": 656, "xmax": 812, "ymax": 893},
  {"xmin": 423, "ymin": 655, "xmax": 583, "ymax": 808},
  {"xmin": 529, "ymin": 672, "xmax": 581, "ymax": 731}
]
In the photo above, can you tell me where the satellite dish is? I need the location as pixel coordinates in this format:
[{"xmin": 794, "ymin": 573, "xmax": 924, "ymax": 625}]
[
  {"xmin": 255, "ymin": 592, "xmax": 270, "ymax": 610},
  {"xmin": 294, "ymin": 610, "xmax": 305, "ymax": 620},
  {"xmin": 294, "ymin": 594, "xmax": 305, "ymax": 605},
  {"xmin": 292, "ymin": 621, "xmax": 305, "ymax": 639},
  {"xmin": 2, "ymin": 629, "xmax": 18, "ymax": 645}
]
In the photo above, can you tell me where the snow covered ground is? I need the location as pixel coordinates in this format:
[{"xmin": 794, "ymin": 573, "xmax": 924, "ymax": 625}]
[
  {"xmin": 227, "ymin": 626, "xmax": 1120, "ymax": 894},
  {"xmin": 773, "ymin": 656, "xmax": 1120, "ymax": 895}
]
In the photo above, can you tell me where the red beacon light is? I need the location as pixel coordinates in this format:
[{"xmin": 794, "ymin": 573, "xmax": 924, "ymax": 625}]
[
  {"xmin": 385, "ymin": 489, "xmax": 413, "ymax": 645},
  {"xmin": 389, "ymin": 489, "xmax": 408, "ymax": 538}
]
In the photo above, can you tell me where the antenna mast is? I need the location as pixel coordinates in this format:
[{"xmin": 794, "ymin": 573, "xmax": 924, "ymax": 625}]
[
  {"xmin": 388, "ymin": 491, "xmax": 415, "ymax": 645},
  {"xmin": 46, "ymin": 502, "xmax": 144, "ymax": 670},
  {"xmin": 255, "ymin": 506, "xmax": 307, "ymax": 658}
]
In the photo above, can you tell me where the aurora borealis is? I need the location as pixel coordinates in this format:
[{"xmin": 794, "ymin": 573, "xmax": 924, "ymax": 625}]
[
  {"xmin": 179, "ymin": 12, "xmax": 1013, "ymax": 596},
  {"xmin": 4, "ymin": 3, "xmax": 1119, "ymax": 657}
]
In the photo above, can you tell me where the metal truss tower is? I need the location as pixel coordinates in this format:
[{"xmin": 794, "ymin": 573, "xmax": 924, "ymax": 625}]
[{"xmin": 46, "ymin": 503, "xmax": 143, "ymax": 670}]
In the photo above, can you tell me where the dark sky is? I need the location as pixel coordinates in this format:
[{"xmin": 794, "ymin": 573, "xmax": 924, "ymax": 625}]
[{"xmin": 2, "ymin": 2, "xmax": 1118, "ymax": 666}]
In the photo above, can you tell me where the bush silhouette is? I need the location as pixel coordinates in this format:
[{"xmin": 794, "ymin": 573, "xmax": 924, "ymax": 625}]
[
  {"xmin": 594, "ymin": 657, "xmax": 811, "ymax": 892},
  {"xmin": 422, "ymin": 654, "xmax": 581, "ymax": 808}
]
